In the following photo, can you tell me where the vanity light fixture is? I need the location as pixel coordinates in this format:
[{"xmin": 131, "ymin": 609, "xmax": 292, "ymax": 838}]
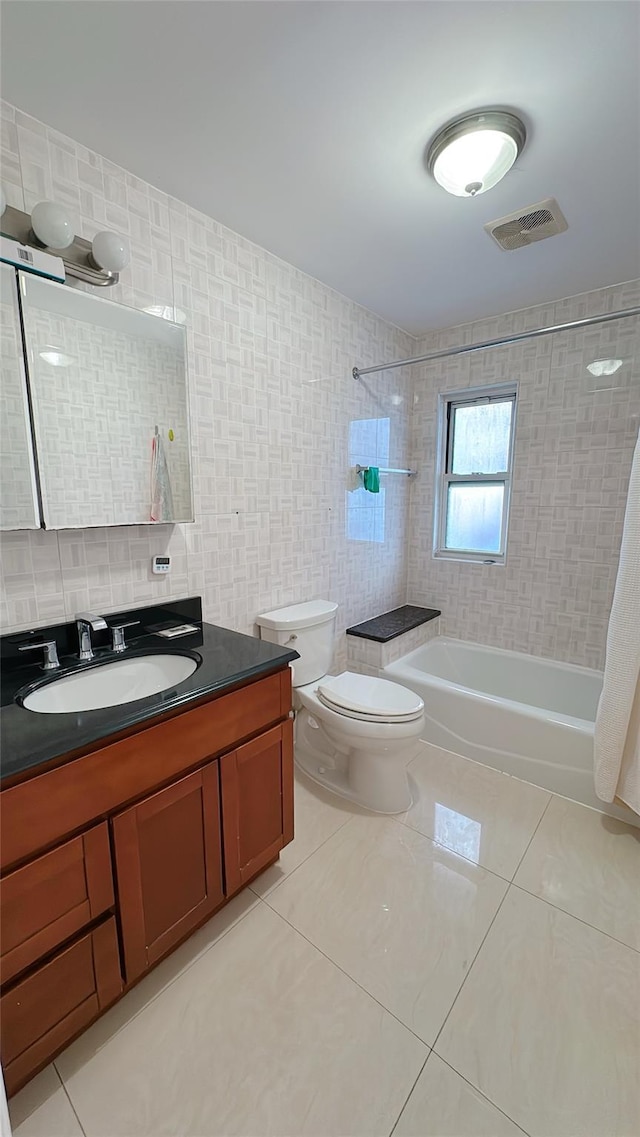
[
  {"xmin": 427, "ymin": 110, "xmax": 526, "ymax": 197},
  {"xmin": 586, "ymin": 358, "xmax": 623, "ymax": 377},
  {"xmin": 1, "ymin": 197, "xmax": 129, "ymax": 286}
]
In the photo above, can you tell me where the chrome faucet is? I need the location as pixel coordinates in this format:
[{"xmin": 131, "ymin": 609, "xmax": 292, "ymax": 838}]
[{"xmin": 75, "ymin": 612, "xmax": 108, "ymax": 661}]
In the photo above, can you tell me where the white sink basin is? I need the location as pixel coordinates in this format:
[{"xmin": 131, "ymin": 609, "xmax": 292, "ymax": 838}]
[{"xmin": 22, "ymin": 654, "xmax": 198, "ymax": 714}]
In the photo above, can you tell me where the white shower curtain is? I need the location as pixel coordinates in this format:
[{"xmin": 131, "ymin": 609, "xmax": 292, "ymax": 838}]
[{"xmin": 594, "ymin": 431, "xmax": 640, "ymax": 815}]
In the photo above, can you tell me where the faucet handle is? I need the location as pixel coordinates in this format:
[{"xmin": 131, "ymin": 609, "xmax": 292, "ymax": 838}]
[
  {"xmin": 19, "ymin": 639, "xmax": 60, "ymax": 671},
  {"xmin": 110, "ymin": 620, "xmax": 140, "ymax": 653}
]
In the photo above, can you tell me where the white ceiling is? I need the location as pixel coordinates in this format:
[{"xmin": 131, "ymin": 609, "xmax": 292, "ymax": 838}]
[{"xmin": 2, "ymin": 1, "xmax": 639, "ymax": 335}]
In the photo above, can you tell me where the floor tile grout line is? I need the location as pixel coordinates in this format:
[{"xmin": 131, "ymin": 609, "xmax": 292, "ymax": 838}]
[
  {"xmin": 387, "ymin": 1050, "xmax": 431, "ymax": 1137},
  {"xmin": 390, "ymin": 750, "xmax": 555, "ymax": 884},
  {"xmin": 51, "ymin": 897, "xmax": 262, "ymax": 1086},
  {"xmin": 283, "ymin": 794, "xmax": 516, "ymax": 896},
  {"xmin": 388, "ymin": 809, "xmax": 514, "ymax": 883},
  {"xmin": 249, "ymin": 810, "xmax": 356, "ymax": 900},
  {"xmin": 429, "ymin": 880, "xmax": 511, "ymax": 1056},
  {"xmin": 425, "ymin": 797, "xmax": 554, "ymax": 1060},
  {"xmin": 260, "ymin": 895, "xmax": 432, "ymax": 1050},
  {"xmin": 509, "ymin": 879, "xmax": 640, "ymax": 954},
  {"xmin": 389, "ymin": 802, "xmax": 541, "ymax": 886},
  {"xmin": 422, "ymin": 795, "xmax": 575, "ymax": 1128},
  {"xmin": 508, "ymin": 791, "xmax": 554, "ymax": 881},
  {"xmin": 57, "ymin": 1068, "xmax": 88, "ymax": 1137},
  {"xmin": 435, "ymin": 1053, "xmax": 533, "ymax": 1137}
]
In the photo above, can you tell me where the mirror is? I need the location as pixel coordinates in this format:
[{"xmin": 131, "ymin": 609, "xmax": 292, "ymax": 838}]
[
  {"xmin": 0, "ymin": 263, "xmax": 40, "ymax": 530},
  {"xmin": 20, "ymin": 273, "xmax": 193, "ymax": 528}
]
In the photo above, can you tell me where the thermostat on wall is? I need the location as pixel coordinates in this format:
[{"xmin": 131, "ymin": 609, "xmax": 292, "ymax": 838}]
[{"xmin": 152, "ymin": 555, "xmax": 171, "ymax": 574}]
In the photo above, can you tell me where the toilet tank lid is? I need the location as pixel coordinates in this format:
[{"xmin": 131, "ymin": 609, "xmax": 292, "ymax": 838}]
[{"xmin": 256, "ymin": 600, "xmax": 338, "ymax": 631}]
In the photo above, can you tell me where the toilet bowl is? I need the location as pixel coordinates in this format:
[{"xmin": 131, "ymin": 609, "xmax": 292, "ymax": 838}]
[
  {"xmin": 256, "ymin": 601, "xmax": 424, "ymax": 814},
  {"xmin": 295, "ymin": 671, "xmax": 424, "ymax": 813}
]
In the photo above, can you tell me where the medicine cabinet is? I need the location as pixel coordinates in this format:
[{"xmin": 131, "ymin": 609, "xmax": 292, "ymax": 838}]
[
  {"xmin": 0, "ymin": 264, "xmax": 40, "ymax": 529},
  {"xmin": 1, "ymin": 267, "xmax": 194, "ymax": 530}
]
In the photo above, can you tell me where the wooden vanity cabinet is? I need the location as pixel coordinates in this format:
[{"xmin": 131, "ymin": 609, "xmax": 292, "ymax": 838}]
[{"xmin": 0, "ymin": 666, "xmax": 294, "ymax": 1096}]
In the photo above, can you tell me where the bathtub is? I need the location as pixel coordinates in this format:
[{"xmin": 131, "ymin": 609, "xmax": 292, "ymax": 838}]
[{"xmin": 384, "ymin": 636, "xmax": 637, "ymax": 824}]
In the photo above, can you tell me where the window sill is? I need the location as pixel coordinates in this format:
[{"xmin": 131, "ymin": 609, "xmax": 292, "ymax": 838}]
[{"xmin": 433, "ymin": 551, "xmax": 505, "ymax": 566}]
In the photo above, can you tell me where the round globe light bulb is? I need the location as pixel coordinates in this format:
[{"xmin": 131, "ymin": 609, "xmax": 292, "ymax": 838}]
[
  {"xmin": 0, "ymin": 183, "xmax": 7, "ymax": 217},
  {"xmin": 31, "ymin": 201, "xmax": 75, "ymax": 249},
  {"xmin": 91, "ymin": 230, "xmax": 130, "ymax": 272}
]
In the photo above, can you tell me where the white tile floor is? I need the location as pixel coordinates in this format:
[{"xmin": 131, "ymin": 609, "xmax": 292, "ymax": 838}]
[{"xmin": 9, "ymin": 743, "xmax": 640, "ymax": 1137}]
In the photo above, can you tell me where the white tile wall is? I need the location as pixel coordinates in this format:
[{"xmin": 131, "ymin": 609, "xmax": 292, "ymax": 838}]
[
  {"xmin": 1, "ymin": 99, "xmax": 637, "ymax": 671},
  {"xmin": 407, "ymin": 282, "xmax": 640, "ymax": 669},
  {"xmin": 0, "ymin": 101, "xmax": 413, "ymax": 651},
  {"xmin": 347, "ymin": 618, "xmax": 440, "ymax": 675}
]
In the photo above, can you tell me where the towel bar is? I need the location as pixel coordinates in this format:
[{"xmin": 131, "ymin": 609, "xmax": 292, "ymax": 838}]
[{"xmin": 355, "ymin": 464, "xmax": 416, "ymax": 477}]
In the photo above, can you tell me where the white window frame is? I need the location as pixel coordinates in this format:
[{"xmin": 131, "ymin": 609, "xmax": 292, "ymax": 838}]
[{"xmin": 433, "ymin": 381, "xmax": 517, "ymax": 565}]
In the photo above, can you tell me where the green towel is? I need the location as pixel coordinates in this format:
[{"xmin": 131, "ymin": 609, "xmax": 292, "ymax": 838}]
[{"xmin": 362, "ymin": 466, "xmax": 380, "ymax": 493}]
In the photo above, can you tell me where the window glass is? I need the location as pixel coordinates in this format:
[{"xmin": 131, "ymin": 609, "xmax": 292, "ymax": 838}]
[
  {"xmin": 445, "ymin": 482, "xmax": 504, "ymax": 553},
  {"xmin": 451, "ymin": 399, "xmax": 512, "ymax": 474}
]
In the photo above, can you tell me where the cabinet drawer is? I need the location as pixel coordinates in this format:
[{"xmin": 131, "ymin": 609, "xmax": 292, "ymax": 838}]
[
  {"xmin": 0, "ymin": 823, "xmax": 114, "ymax": 986},
  {"xmin": 1, "ymin": 916, "xmax": 122, "ymax": 1096}
]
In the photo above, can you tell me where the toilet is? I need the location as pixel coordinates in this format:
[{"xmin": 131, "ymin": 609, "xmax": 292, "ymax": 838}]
[{"xmin": 256, "ymin": 600, "xmax": 425, "ymax": 813}]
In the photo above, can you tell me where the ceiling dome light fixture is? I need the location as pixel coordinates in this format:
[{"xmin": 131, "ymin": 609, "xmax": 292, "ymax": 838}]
[{"xmin": 427, "ymin": 110, "xmax": 526, "ymax": 198}]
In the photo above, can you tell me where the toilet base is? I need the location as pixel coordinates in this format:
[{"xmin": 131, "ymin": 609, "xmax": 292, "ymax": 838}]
[{"xmin": 294, "ymin": 713, "xmax": 417, "ymax": 814}]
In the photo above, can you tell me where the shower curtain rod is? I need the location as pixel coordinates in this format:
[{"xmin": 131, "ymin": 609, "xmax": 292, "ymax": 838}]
[{"xmin": 352, "ymin": 305, "xmax": 640, "ymax": 381}]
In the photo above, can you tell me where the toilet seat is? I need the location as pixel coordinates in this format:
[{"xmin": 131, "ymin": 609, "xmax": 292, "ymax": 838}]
[{"xmin": 316, "ymin": 672, "xmax": 424, "ymax": 723}]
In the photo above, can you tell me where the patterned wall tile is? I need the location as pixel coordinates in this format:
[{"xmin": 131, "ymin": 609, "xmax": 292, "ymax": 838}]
[
  {"xmin": 407, "ymin": 291, "xmax": 640, "ymax": 668},
  {"xmin": 1, "ymin": 100, "xmax": 637, "ymax": 670},
  {"xmin": 0, "ymin": 101, "xmax": 413, "ymax": 652}
]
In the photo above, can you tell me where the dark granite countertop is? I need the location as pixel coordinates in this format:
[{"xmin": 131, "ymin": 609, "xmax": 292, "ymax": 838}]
[
  {"xmin": 346, "ymin": 604, "xmax": 441, "ymax": 643},
  {"xmin": 1, "ymin": 612, "xmax": 298, "ymax": 784}
]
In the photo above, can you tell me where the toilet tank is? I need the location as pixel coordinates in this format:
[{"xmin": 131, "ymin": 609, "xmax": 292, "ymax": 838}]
[{"xmin": 256, "ymin": 600, "xmax": 338, "ymax": 687}]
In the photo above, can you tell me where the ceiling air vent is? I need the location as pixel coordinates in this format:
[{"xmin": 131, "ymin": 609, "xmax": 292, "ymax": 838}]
[{"xmin": 485, "ymin": 197, "xmax": 568, "ymax": 251}]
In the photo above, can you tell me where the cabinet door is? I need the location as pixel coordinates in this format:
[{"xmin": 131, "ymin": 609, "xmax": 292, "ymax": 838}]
[
  {"xmin": 112, "ymin": 763, "xmax": 224, "ymax": 982},
  {"xmin": 220, "ymin": 720, "xmax": 294, "ymax": 894}
]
